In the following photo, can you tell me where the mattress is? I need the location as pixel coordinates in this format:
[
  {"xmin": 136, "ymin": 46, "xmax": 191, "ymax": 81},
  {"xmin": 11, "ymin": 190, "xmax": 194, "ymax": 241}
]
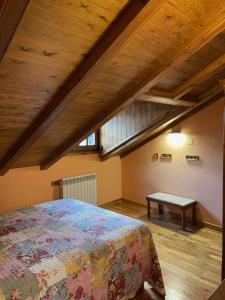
[{"xmin": 0, "ymin": 199, "xmax": 165, "ymax": 299}]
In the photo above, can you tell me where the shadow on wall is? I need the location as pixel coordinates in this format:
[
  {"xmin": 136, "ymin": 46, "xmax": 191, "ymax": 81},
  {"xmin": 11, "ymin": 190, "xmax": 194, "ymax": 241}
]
[
  {"xmin": 52, "ymin": 184, "xmax": 61, "ymax": 200},
  {"xmin": 186, "ymin": 159, "xmax": 203, "ymax": 167},
  {"xmin": 196, "ymin": 203, "xmax": 221, "ymax": 226}
]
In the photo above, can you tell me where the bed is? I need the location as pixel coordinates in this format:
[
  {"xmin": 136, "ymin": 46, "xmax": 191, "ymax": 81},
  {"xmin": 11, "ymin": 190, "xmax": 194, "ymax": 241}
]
[{"xmin": 0, "ymin": 199, "xmax": 165, "ymax": 299}]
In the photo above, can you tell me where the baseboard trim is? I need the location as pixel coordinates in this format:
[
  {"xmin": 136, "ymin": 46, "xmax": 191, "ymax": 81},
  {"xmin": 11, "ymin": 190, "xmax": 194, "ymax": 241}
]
[
  {"xmin": 101, "ymin": 198, "xmax": 222, "ymax": 232},
  {"xmin": 99, "ymin": 198, "xmax": 123, "ymax": 207},
  {"xmin": 122, "ymin": 198, "xmax": 147, "ymax": 209},
  {"xmin": 203, "ymin": 222, "xmax": 222, "ymax": 232}
]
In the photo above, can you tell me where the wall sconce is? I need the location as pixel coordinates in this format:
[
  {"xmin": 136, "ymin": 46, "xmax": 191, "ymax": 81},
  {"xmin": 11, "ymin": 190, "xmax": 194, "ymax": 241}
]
[{"xmin": 167, "ymin": 131, "xmax": 186, "ymax": 148}]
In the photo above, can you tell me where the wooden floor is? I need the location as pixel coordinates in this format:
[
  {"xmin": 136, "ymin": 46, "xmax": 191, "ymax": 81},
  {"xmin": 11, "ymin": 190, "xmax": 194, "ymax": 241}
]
[{"xmin": 102, "ymin": 200, "xmax": 222, "ymax": 300}]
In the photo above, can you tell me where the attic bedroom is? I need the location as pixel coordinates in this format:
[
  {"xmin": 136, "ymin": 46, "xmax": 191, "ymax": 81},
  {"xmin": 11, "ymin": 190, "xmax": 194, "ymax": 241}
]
[{"xmin": 0, "ymin": 0, "xmax": 225, "ymax": 299}]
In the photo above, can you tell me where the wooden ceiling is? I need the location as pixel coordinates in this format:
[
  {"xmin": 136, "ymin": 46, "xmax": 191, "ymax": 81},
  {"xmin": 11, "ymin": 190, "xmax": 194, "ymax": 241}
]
[{"xmin": 0, "ymin": 0, "xmax": 225, "ymax": 174}]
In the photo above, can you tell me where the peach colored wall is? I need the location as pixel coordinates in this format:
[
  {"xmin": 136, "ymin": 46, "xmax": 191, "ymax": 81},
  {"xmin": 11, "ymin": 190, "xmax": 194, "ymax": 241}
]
[
  {"xmin": 122, "ymin": 99, "xmax": 224, "ymax": 226},
  {"xmin": 0, "ymin": 154, "xmax": 122, "ymax": 213}
]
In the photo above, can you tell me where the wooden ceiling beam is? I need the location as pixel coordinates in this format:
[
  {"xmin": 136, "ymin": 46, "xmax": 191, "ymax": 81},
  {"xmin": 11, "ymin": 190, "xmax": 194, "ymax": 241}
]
[
  {"xmin": 199, "ymin": 83, "xmax": 223, "ymax": 102},
  {"xmin": 120, "ymin": 94, "xmax": 223, "ymax": 158},
  {"xmin": 0, "ymin": 0, "xmax": 166, "ymax": 175},
  {"xmin": 173, "ymin": 53, "xmax": 225, "ymax": 99},
  {"xmin": 220, "ymin": 79, "xmax": 225, "ymax": 89},
  {"xmin": 136, "ymin": 94, "xmax": 196, "ymax": 107},
  {"xmin": 148, "ymin": 88, "xmax": 175, "ymax": 98},
  {"xmin": 0, "ymin": 0, "xmax": 30, "ymax": 62},
  {"xmin": 40, "ymin": 15, "xmax": 225, "ymax": 170}
]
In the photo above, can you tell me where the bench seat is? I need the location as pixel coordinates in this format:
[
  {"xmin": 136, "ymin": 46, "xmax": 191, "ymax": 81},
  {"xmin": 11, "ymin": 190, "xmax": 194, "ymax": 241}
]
[{"xmin": 146, "ymin": 192, "xmax": 197, "ymax": 231}]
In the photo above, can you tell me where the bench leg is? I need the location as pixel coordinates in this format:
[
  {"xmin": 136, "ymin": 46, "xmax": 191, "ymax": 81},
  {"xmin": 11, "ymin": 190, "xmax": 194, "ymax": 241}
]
[
  {"xmin": 139, "ymin": 283, "xmax": 144, "ymax": 292},
  {"xmin": 158, "ymin": 203, "xmax": 164, "ymax": 214},
  {"xmin": 181, "ymin": 208, "xmax": 186, "ymax": 231},
  {"xmin": 147, "ymin": 200, "xmax": 151, "ymax": 219},
  {"xmin": 192, "ymin": 204, "xmax": 196, "ymax": 226}
]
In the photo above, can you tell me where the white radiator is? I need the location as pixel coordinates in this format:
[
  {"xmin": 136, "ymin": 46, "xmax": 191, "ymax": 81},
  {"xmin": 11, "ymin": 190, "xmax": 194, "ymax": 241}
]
[{"xmin": 60, "ymin": 173, "xmax": 97, "ymax": 205}]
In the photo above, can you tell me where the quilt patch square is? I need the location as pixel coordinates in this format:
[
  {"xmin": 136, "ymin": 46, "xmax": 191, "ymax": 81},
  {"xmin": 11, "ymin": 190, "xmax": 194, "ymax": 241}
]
[{"xmin": 29, "ymin": 256, "xmax": 67, "ymax": 295}]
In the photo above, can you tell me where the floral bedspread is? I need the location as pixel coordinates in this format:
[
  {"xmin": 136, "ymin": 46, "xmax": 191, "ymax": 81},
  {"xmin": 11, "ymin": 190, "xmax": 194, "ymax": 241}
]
[{"xmin": 0, "ymin": 199, "xmax": 165, "ymax": 300}]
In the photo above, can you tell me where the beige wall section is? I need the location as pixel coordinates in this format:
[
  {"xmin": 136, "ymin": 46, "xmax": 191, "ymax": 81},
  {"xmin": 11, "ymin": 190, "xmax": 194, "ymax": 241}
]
[
  {"xmin": 0, "ymin": 154, "xmax": 122, "ymax": 214},
  {"xmin": 122, "ymin": 99, "xmax": 224, "ymax": 226}
]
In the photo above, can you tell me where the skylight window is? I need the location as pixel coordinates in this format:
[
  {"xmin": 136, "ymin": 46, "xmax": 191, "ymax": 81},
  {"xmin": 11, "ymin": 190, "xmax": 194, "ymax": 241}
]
[{"xmin": 79, "ymin": 133, "xmax": 95, "ymax": 146}]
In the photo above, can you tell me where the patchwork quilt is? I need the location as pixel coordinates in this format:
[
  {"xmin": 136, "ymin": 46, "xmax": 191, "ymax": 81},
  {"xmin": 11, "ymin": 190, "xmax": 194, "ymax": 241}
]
[{"xmin": 0, "ymin": 199, "xmax": 165, "ymax": 300}]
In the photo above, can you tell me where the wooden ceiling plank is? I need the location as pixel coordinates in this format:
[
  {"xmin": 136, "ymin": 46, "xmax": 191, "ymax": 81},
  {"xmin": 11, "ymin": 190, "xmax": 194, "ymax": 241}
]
[
  {"xmin": 0, "ymin": 0, "xmax": 30, "ymax": 62},
  {"xmin": 220, "ymin": 79, "xmax": 225, "ymax": 89},
  {"xmin": 41, "ymin": 14, "xmax": 225, "ymax": 170},
  {"xmin": 199, "ymin": 82, "xmax": 223, "ymax": 102},
  {"xmin": 136, "ymin": 94, "xmax": 196, "ymax": 107},
  {"xmin": 0, "ymin": 0, "xmax": 167, "ymax": 175},
  {"xmin": 173, "ymin": 53, "xmax": 225, "ymax": 99},
  {"xmin": 120, "ymin": 95, "xmax": 223, "ymax": 158}
]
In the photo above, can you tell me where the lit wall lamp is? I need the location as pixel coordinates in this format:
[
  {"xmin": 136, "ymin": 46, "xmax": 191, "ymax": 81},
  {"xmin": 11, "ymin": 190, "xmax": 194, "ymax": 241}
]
[{"xmin": 167, "ymin": 131, "xmax": 186, "ymax": 148}]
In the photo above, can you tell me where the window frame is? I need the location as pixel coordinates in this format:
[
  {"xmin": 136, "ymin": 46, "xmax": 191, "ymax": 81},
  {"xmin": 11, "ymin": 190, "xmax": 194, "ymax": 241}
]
[
  {"xmin": 70, "ymin": 132, "xmax": 100, "ymax": 154},
  {"xmin": 79, "ymin": 132, "xmax": 96, "ymax": 147}
]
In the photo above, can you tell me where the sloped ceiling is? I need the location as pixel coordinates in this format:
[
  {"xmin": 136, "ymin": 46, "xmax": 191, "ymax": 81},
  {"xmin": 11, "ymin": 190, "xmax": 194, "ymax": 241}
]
[{"xmin": 0, "ymin": 0, "xmax": 225, "ymax": 173}]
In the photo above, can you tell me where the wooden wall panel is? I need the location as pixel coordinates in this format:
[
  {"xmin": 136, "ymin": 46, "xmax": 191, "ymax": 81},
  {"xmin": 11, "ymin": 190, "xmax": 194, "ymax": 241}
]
[{"xmin": 100, "ymin": 102, "xmax": 175, "ymax": 153}]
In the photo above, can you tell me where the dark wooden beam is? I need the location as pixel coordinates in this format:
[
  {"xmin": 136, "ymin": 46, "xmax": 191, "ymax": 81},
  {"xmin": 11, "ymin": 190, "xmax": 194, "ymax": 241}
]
[
  {"xmin": 120, "ymin": 94, "xmax": 224, "ymax": 158},
  {"xmin": 148, "ymin": 88, "xmax": 175, "ymax": 98},
  {"xmin": 0, "ymin": 0, "xmax": 30, "ymax": 62},
  {"xmin": 40, "ymin": 15, "xmax": 225, "ymax": 170},
  {"xmin": 173, "ymin": 53, "xmax": 225, "ymax": 99},
  {"xmin": 199, "ymin": 83, "xmax": 223, "ymax": 102},
  {"xmin": 68, "ymin": 149, "xmax": 99, "ymax": 156},
  {"xmin": 0, "ymin": 0, "xmax": 166, "ymax": 175}
]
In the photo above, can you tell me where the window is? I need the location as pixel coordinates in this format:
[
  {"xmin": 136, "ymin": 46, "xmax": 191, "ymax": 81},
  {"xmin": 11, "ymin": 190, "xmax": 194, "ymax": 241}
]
[
  {"xmin": 79, "ymin": 133, "xmax": 96, "ymax": 147},
  {"xmin": 71, "ymin": 132, "xmax": 100, "ymax": 154}
]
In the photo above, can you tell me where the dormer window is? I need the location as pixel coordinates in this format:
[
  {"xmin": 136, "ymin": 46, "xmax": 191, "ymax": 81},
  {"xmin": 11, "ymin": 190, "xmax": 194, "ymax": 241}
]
[{"xmin": 79, "ymin": 133, "xmax": 96, "ymax": 146}]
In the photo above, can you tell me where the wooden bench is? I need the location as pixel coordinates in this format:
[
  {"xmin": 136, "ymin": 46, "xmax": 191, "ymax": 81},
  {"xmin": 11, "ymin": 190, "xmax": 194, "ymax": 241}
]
[{"xmin": 146, "ymin": 192, "xmax": 197, "ymax": 231}]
